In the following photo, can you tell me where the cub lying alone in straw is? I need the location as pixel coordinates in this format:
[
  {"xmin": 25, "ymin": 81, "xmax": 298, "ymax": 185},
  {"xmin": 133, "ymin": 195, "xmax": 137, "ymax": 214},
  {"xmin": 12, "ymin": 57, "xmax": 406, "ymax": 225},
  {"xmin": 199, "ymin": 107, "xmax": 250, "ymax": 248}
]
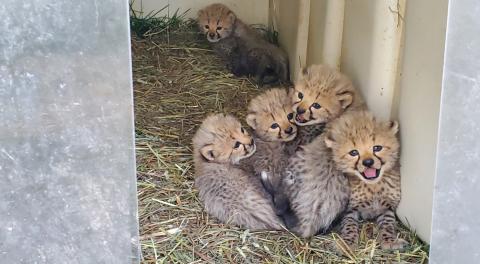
[{"xmin": 197, "ymin": 3, "xmax": 289, "ymax": 86}]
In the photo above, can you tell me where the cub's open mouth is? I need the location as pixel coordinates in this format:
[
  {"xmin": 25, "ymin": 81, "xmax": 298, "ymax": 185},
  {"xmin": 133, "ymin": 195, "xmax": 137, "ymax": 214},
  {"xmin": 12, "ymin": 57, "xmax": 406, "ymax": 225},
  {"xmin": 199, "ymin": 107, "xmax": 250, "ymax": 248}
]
[
  {"xmin": 295, "ymin": 114, "xmax": 307, "ymax": 123},
  {"xmin": 361, "ymin": 167, "xmax": 380, "ymax": 180}
]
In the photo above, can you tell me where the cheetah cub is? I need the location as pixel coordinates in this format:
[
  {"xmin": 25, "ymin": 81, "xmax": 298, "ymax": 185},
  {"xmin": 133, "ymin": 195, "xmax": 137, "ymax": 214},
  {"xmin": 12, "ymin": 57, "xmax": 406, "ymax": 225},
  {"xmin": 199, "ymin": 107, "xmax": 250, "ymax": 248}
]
[
  {"xmin": 289, "ymin": 64, "xmax": 366, "ymax": 148},
  {"xmin": 193, "ymin": 113, "xmax": 283, "ymax": 230},
  {"xmin": 197, "ymin": 3, "xmax": 289, "ymax": 85},
  {"xmin": 279, "ymin": 133, "xmax": 350, "ymax": 238},
  {"xmin": 275, "ymin": 65, "xmax": 367, "ymax": 237},
  {"xmin": 240, "ymin": 88, "xmax": 297, "ymax": 202},
  {"xmin": 325, "ymin": 111, "xmax": 407, "ymax": 250}
]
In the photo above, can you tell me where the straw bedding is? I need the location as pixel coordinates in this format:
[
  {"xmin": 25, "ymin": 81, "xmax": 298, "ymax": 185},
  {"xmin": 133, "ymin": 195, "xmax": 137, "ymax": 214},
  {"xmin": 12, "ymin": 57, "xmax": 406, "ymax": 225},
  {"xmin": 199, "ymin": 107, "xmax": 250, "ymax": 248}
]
[{"xmin": 132, "ymin": 20, "xmax": 428, "ymax": 264}]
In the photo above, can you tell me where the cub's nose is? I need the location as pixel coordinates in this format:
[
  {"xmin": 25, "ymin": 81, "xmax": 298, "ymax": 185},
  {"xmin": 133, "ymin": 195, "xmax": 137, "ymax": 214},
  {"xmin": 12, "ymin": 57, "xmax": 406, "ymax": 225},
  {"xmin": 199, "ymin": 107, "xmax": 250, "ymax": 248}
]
[
  {"xmin": 296, "ymin": 107, "xmax": 306, "ymax": 115},
  {"xmin": 285, "ymin": 126, "xmax": 294, "ymax": 134},
  {"xmin": 362, "ymin": 158, "xmax": 374, "ymax": 167},
  {"xmin": 208, "ymin": 32, "xmax": 215, "ymax": 38}
]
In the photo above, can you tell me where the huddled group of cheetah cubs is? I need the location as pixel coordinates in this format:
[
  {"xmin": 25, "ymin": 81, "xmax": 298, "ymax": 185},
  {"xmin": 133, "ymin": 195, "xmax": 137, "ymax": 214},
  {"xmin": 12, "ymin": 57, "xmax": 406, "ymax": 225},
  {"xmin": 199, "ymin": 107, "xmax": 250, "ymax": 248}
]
[{"xmin": 192, "ymin": 3, "xmax": 407, "ymax": 251}]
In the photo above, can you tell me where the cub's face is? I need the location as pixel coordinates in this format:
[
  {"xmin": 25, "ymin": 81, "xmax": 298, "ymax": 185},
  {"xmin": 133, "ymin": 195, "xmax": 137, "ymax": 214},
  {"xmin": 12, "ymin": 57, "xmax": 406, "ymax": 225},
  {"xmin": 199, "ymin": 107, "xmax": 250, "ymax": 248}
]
[
  {"xmin": 197, "ymin": 4, "xmax": 236, "ymax": 43},
  {"xmin": 246, "ymin": 110, "xmax": 297, "ymax": 142},
  {"xmin": 196, "ymin": 114, "xmax": 256, "ymax": 164},
  {"xmin": 246, "ymin": 88, "xmax": 297, "ymax": 142},
  {"xmin": 325, "ymin": 112, "xmax": 399, "ymax": 184},
  {"xmin": 292, "ymin": 73, "xmax": 353, "ymax": 127}
]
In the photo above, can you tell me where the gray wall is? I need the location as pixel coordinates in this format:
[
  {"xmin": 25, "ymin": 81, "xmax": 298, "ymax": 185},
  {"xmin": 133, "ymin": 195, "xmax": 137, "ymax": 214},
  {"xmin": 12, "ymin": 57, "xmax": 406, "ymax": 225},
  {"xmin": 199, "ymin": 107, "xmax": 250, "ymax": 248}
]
[
  {"xmin": 429, "ymin": 0, "xmax": 480, "ymax": 263},
  {"xmin": 0, "ymin": 0, "xmax": 139, "ymax": 263},
  {"xmin": 394, "ymin": 0, "xmax": 448, "ymax": 243}
]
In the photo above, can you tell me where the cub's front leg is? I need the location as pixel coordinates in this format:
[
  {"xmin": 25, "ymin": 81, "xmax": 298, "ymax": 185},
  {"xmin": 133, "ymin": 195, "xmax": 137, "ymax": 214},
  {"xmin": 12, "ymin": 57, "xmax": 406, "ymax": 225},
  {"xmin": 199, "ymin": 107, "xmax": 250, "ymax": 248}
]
[
  {"xmin": 212, "ymin": 37, "xmax": 239, "ymax": 72},
  {"xmin": 376, "ymin": 209, "xmax": 408, "ymax": 250},
  {"xmin": 339, "ymin": 210, "xmax": 360, "ymax": 249}
]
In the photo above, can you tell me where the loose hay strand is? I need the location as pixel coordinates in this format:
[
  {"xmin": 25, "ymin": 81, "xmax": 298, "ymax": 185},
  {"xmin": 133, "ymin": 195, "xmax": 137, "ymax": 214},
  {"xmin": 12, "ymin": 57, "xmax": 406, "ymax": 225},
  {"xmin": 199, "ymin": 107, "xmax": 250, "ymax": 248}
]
[{"xmin": 132, "ymin": 18, "xmax": 428, "ymax": 264}]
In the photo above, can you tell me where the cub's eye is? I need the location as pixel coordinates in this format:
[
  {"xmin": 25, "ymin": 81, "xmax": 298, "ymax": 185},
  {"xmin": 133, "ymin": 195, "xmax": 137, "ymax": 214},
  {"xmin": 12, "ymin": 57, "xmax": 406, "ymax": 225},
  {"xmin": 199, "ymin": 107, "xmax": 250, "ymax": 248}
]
[
  {"xmin": 312, "ymin": 103, "xmax": 321, "ymax": 109},
  {"xmin": 287, "ymin": 113, "xmax": 294, "ymax": 120},
  {"xmin": 349, "ymin": 150, "xmax": 359, "ymax": 157},
  {"xmin": 204, "ymin": 25, "xmax": 209, "ymax": 29},
  {"xmin": 241, "ymin": 127, "xmax": 245, "ymax": 133},
  {"xmin": 271, "ymin": 123, "xmax": 279, "ymax": 129},
  {"xmin": 373, "ymin": 145, "xmax": 383, "ymax": 152},
  {"xmin": 298, "ymin": 92, "xmax": 303, "ymax": 99},
  {"xmin": 217, "ymin": 26, "xmax": 223, "ymax": 30},
  {"xmin": 234, "ymin": 141, "xmax": 241, "ymax": 149}
]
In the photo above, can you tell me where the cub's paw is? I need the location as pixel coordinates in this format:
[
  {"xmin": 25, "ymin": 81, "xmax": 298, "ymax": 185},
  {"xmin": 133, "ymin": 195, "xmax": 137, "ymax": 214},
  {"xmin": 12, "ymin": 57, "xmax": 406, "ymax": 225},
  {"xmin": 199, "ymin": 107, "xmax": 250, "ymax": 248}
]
[{"xmin": 380, "ymin": 238, "xmax": 408, "ymax": 250}]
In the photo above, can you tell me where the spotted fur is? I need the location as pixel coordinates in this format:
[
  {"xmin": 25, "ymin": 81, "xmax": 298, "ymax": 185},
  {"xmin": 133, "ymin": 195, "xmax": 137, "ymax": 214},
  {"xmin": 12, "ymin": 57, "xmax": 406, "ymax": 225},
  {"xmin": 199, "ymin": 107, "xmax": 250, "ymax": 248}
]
[
  {"xmin": 279, "ymin": 134, "xmax": 350, "ymax": 237},
  {"xmin": 238, "ymin": 88, "xmax": 297, "ymax": 212},
  {"xmin": 286, "ymin": 64, "xmax": 366, "ymax": 152},
  {"xmin": 277, "ymin": 65, "xmax": 367, "ymax": 237},
  {"xmin": 325, "ymin": 111, "xmax": 407, "ymax": 250},
  {"xmin": 193, "ymin": 114, "xmax": 283, "ymax": 230},
  {"xmin": 197, "ymin": 4, "xmax": 289, "ymax": 85}
]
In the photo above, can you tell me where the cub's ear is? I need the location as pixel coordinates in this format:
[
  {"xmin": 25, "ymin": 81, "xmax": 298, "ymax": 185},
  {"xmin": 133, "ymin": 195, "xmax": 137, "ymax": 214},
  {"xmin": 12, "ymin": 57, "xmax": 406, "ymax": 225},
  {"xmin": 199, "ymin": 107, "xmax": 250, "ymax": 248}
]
[
  {"xmin": 337, "ymin": 92, "xmax": 353, "ymax": 109},
  {"xmin": 227, "ymin": 11, "xmax": 236, "ymax": 23},
  {"xmin": 200, "ymin": 144, "xmax": 216, "ymax": 161},
  {"xmin": 197, "ymin": 9, "xmax": 205, "ymax": 18},
  {"xmin": 324, "ymin": 132, "xmax": 335, "ymax": 148},
  {"xmin": 384, "ymin": 120, "xmax": 399, "ymax": 135},
  {"xmin": 246, "ymin": 113, "xmax": 257, "ymax": 129}
]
